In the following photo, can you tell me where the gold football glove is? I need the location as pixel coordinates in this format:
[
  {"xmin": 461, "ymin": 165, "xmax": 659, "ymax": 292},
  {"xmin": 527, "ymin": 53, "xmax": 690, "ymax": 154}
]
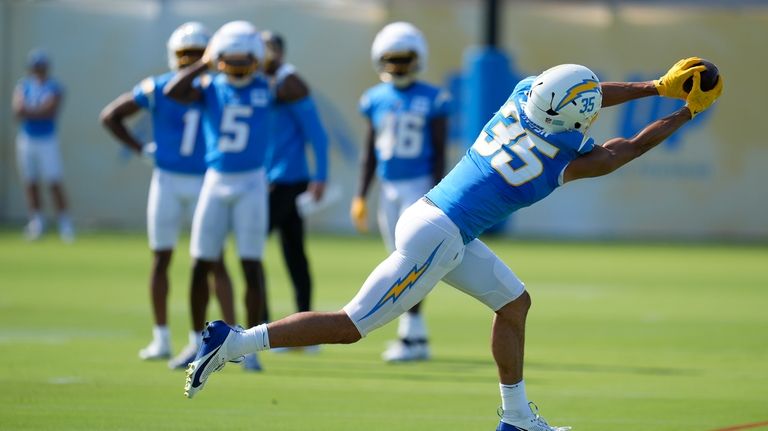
[
  {"xmin": 654, "ymin": 57, "xmax": 707, "ymax": 99},
  {"xmin": 685, "ymin": 71, "xmax": 724, "ymax": 118},
  {"xmin": 350, "ymin": 197, "xmax": 368, "ymax": 233}
]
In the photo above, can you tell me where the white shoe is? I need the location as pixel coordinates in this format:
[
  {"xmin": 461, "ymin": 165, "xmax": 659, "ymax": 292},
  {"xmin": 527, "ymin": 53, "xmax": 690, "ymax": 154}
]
[
  {"xmin": 497, "ymin": 402, "xmax": 571, "ymax": 431},
  {"xmin": 24, "ymin": 218, "xmax": 44, "ymax": 241},
  {"xmin": 138, "ymin": 338, "xmax": 171, "ymax": 360},
  {"xmin": 382, "ymin": 339, "xmax": 430, "ymax": 362},
  {"xmin": 168, "ymin": 342, "xmax": 200, "ymax": 370}
]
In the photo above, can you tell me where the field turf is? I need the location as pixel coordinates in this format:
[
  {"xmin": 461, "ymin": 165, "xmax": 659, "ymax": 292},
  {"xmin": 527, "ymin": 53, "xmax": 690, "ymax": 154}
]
[{"xmin": 1, "ymin": 230, "xmax": 766, "ymax": 431}]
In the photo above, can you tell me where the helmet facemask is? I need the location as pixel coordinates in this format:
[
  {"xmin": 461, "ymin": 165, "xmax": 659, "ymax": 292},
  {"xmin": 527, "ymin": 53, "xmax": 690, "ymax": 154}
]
[
  {"xmin": 217, "ymin": 54, "xmax": 258, "ymax": 87},
  {"xmin": 175, "ymin": 48, "xmax": 205, "ymax": 69},
  {"xmin": 378, "ymin": 50, "xmax": 418, "ymax": 88}
]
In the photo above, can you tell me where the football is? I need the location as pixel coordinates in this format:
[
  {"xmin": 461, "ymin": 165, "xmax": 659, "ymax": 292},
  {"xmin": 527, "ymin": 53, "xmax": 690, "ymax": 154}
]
[{"xmin": 683, "ymin": 59, "xmax": 720, "ymax": 93}]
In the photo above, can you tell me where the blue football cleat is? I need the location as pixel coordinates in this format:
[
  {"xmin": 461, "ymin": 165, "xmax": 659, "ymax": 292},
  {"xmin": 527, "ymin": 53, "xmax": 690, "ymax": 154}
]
[{"xmin": 183, "ymin": 321, "xmax": 243, "ymax": 398}]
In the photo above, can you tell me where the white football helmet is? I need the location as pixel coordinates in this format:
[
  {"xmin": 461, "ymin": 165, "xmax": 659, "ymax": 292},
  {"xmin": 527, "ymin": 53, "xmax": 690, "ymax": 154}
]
[
  {"xmin": 370, "ymin": 22, "xmax": 428, "ymax": 87},
  {"xmin": 523, "ymin": 64, "xmax": 602, "ymax": 134},
  {"xmin": 167, "ymin": 22, "xmax": 210, "ymax": 70},
  {"xmin": 208, "ymin": 20, "xmax": 264, "ymax": 85}
]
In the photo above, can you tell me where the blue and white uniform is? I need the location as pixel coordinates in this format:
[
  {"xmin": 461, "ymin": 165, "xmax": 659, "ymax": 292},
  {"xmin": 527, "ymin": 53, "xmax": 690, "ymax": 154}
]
[
  {"xmin": 190, "ymin": 73, "xmax": 273, "ymax": 260},
  {"xmin": 265, "ymin": 64, "xmax": 328, "ymax": 185},
  {"xmin": 345, "ymin": 77, "xmax": 595, "ymax": 335},
  {"xmin": 15, "ymin": 77, "xmax": 64, "ymax": 182},
  {"xmin": 132, "ymin": 72, "xmax": 208, "ymax": 250},
  {"xmin": 359, "ymin": 81, "xmax": 449, "ymax": 251}
]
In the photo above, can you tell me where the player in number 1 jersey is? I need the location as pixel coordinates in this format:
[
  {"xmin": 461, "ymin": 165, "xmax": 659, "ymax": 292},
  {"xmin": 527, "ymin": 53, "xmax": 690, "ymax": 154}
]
[
  {"xmin": 351, "ymin": 22, "xmax": 449, "ymax": 362},
  {"xmin": 100, "ymin": 22, "xmax": 234, "ymax": 366}
]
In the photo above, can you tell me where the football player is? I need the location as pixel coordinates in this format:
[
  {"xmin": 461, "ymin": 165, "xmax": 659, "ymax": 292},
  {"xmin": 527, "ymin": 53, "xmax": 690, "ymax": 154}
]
[
  {"xmin": 351, "ymin": 22, "xmax": 449, "ymax": 362},
  {"xmin": 12, "ymin": 49, "xmax": 74, "ymax": 242},
  {"xmin": 164, "ymin": 20, "xmax": 273, "ymax": 371},
  {"xmin": 261, "ymin": 31, "xmax": 328, "ymax": 338},
  {"xmin": 183, "ymin": 58, "xmax": 722, "ymax": 431},
  {"xmin": 100, "ymin": 22, "xmax": 234, "ymax": 367}
]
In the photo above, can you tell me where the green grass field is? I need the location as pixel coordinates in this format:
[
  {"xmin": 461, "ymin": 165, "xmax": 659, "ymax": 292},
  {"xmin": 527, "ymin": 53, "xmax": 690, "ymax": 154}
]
[{"xmin": 1, "ymin": 230, "xmax": 766, "ymax": 431}]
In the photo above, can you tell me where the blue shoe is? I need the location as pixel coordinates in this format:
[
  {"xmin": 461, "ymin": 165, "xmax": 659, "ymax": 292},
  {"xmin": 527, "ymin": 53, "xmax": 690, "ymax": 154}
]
[{"xmin": 183, "ymin": 321, "xmax": 243, "ymax": 398}]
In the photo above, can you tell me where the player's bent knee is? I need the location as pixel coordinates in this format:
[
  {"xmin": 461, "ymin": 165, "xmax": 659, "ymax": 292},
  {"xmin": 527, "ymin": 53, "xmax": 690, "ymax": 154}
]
[
  {"xmin": 496, "ymin": 290, "xmax": 531, "ymax": 320},
  {"xmin": 335, "ymin": 311, "xmax": 363, "ymax": 344}
]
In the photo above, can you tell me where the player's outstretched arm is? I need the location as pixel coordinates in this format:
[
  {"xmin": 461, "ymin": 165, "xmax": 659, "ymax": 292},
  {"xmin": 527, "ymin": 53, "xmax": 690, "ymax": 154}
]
[
  {"xmin": 164, "ymin": 59, "xmax": 207, "ymax": 104},
  {"xmin": 562, "ymin": 106, "xmax": 692, "ymax": 182},
  {"xmin": 600, "ymin": 81, "xmax": 659, "ymax": 108},
  {"xmin": 99, "ymin": 92, "xmax": 143, "ymax": 154}
]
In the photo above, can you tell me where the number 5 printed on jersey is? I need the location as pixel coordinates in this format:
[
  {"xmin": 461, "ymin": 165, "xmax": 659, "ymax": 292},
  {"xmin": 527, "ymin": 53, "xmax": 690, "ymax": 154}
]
[{"xmin": 218, "ymin": 105, "xmax": 253, "ymax": 153}]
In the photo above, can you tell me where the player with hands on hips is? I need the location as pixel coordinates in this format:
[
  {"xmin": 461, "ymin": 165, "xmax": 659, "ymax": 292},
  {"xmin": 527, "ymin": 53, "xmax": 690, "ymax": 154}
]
[
  {"xmin": 100, "ymin": 22, "xmax": 235, "ymax": 366},
  {"xmin": 12, "ymin": 49, "xmax": 74, "ymax": 242},
  {"xmin": 351, "ymin": 22, "xmax": 449, "ymax": 362},
  {"xmin": 183, "ymin": 59, "xmax": 722, "ymax": 431},
  {"xmin": 164, "ymin": 20, "xmax": 275, "ymax": 372}
]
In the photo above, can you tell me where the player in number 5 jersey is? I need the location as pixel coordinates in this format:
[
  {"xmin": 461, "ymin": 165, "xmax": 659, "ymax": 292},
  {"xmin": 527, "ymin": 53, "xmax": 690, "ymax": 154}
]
[
  {"xmin": 165, "ymin": 20, "xmax": 273, "ymax": 371},
  {"xmin": 100, "ymin": 22, "xmax": 234, "ymax": 366},
  {"xmin": 351, "ymin": 22, "xmax": 449, "ymax": 362},
  {"xmin": 182, "ymin": 58, "xmax": 723, "ymax": 431}
]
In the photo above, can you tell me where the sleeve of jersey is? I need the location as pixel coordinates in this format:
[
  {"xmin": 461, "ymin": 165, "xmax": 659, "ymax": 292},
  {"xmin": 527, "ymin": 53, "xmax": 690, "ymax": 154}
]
[
  {"xmin": 358, "ymin": 92, "xmax": 373, "ymax": 118},
  {"xmin": 288, "ymin": 96, "xmax": 329, "ymax": 181},
  {"xmin": 432, "ymin": 90, "xmax": 452, "ymax": 118},
  {"xmin": 553, "ymin": 131, "xmax": 595, "ymax": 155},
  {"xmin": 132, "ymin": 77, "xmax": 154, "ymax": 109}
]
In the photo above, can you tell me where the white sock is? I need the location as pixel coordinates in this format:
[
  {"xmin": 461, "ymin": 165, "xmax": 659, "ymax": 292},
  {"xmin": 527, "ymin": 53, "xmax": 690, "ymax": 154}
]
[
  {"xmin": 230, "ymin": 324, "xmax": 270, "ymax": 358},
  {"xmin": 500, "ymin": 381, "xmax": 531, "ymax": 423},
  {"xmin": 152, "ymin": 326, "xmax": 169, "ymax": 343},
  {"xmin": 398, "ymin": 312, "xmax": 428, "ymax": 340},
  {"xmin": 189, "ymin": 329, "xmax": 202, "ymax": 347}
]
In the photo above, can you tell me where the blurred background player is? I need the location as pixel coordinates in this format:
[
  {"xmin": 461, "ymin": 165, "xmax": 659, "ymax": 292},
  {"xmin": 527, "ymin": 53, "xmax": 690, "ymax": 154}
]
[
  {"xmin": 183, "ymin": 59, "xmax": 723, "ymax": 431},
  {"xmin": 12, "ymin": 49, "xmax": 74, "ymax": 242},
  {"xmin": 261, "ymin": 31, "xmax": 328, "ymax": 342},
  {"xmin": 165, "ymin": 20, "xmax": 272, "ymax": 371},
  {"xmin": 350, "ymin": 22, "xmax": 448, "ymax": 362},
  {"xmin": 100, "ymin": 22, "xmax": 235, "ymax": 366}
]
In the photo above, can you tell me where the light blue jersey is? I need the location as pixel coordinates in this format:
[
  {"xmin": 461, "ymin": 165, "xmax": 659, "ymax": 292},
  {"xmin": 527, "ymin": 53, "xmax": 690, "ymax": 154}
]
[
  {"xmin": 16, "ymin": 77, "xmax": 63, "ymax": 137},
  {"xmin": 427, "ymin": 77, "xmax": 596, "ymax": 243},
  {"xmin": 266, "ymin": 65, "xmax": 328, "ymax": 184},
  {"xmin": 196, "ymin": 73, "xmax": 272, "ymax": 173},
  {"xmin": 133, "ymin": 72, "xmax": 207, "ymax": 175},
  {"xmin": 359, "ymin": 81, "xmax": 449, "ymax": 180}
]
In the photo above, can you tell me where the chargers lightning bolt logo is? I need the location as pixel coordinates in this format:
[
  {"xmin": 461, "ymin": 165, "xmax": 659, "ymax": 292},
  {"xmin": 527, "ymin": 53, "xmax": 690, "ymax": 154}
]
[
  {"xmin": 555, "ymin": 79, "xmax": 601, "ymax": 112},
  {"xmin": 358, "ymin": 241, "xmax": 443, "ymax": 321}
]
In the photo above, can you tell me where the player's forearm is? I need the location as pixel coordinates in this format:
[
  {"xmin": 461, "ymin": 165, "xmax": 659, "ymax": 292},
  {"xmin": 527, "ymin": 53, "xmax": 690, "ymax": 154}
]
[
  {"xmin": 101, "ymin": 117, "xmax": 143, "ymax": 153},
  {"xmin": 600, "ymin": 81, "xmax": 658, "ymax": 108},
  {"xmin": 164, "ymin": 60, "xmax": 207, "ymax": 103},
  {"xmin": 606, "ymin": 107, "xmax": 692, "ymax": 163}
]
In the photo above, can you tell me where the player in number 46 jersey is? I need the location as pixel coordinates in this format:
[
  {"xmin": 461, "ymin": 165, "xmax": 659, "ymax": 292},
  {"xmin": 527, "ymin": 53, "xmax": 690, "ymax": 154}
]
[
  {"xmin": 180, "ymin": 58, "xmax": 723, "ymax": 430},
  {"xmin": 100, "ymin": 22, "xmax": 233, "ymax": 367},
  {"xmin": 352, "ymin": 22, "xmax": 449, "ymax": 363}
]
